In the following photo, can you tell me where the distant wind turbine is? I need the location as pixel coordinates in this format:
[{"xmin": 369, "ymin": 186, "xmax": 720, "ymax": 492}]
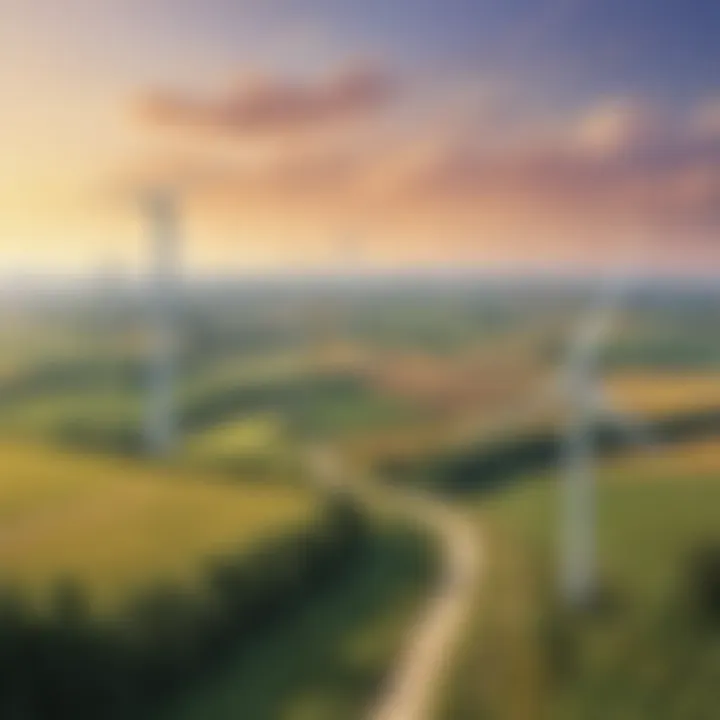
[
  {"xmin": 557, "ymin": 272, "xmax": 653, "ymax": 608},
  {"xmin": 143, "ymin": 188, "xmax": 181, "ymax": 458},
  {"xmin": 466, "ymin": 271, "xmax": 652, "ymax": 608}
]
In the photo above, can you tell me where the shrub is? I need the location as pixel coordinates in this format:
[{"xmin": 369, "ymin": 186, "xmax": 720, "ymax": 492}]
[
  {"xmin": 686, "ymin": 542, "xmax": 720, "ymax": 623},
  {"xmin": 0, "ymin": 497, "xmax": 367, "ymax": 719}
]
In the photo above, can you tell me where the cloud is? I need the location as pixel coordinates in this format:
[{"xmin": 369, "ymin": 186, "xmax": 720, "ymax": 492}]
[
  {"xmin": 137, "ymin": 65, "xmax": 398, "ymax": 137},
  {"xmin": 691, "ymin": 98, "xmax": 720, "ymax": 138},
  {"xmin": 125, "ymin": 85, "xmax": 720, "ymax": 269},
  {"xmin": 390, "ymin": 97, "xmax": 720, "ymax": 230},
  {"xmin": 571, "ymin": 97, "xmax": 672, "ymax": 157},
  {"xmin": 150, "ymin": 96, "xmax": 720, "ymax": 228}
]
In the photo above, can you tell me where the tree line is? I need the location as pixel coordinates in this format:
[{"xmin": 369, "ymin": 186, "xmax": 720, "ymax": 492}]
[
  {"xmin": 0, "ymin": 496, "xmax": 367, "ymax": 719},
  {"xmin": 384, "ymin": 408, "xmax": 720, "ymax": 494}
]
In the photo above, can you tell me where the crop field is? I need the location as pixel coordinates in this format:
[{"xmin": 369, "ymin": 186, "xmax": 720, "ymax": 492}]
[
  {"xmin": 0, "ymin": 441, "xmax": 320, "ymax": 612},
  {"xmin": 443, "ymin": 440, "xmax": 720, "ymax": 720},
  {"xmin": 2, "ymin": 282, "xmax": 720, "ymax": 718},
  {"xmin": 606, "ymin": 371, "xmax": 720, "ymax": 416}
]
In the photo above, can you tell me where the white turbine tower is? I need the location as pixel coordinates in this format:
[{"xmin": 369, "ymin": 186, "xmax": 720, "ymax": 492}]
[
  {"xmin": 467, "ymin": 271, "xmax": 650, "ymax": 608},
  {"xmin": 143, "ymin": 188, "xmax": 181, "ymax": 458},
  {"xmin": 557, "ymin": 272, "xmax": 651, "ymax": 608}
]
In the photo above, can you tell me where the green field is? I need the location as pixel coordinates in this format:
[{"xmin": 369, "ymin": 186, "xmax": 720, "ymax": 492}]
[
  {"xmin": 3, "ymin": 281, "xmax": 720, "ymax": 718},
  {"xmin": 0, "ymin": 441, "xmax": 320, "ymax": 612},
  {"xmin": 0, "ymin": 418, "xmax": 438, "ymax": 719},
  {"xmin": 164, "ymin": 522, "xmax": 436, "ymax": 720},
  {"xmin": 442, "ymin": 440, "xmax": 720, "ymax": 720}
]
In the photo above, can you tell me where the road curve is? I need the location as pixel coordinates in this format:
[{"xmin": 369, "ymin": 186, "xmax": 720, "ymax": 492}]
[
  {"xmin": 306, "ymin": 444, "xmax": 483, "ymax": 720},
  {"xmin": 367, "ymin": 490, "xmax": 482, "ymax": 720}
]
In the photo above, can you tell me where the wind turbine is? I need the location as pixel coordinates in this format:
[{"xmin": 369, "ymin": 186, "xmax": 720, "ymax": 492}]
[
  {"xmin": 142, "ymin": 188, "xmax": 182, "ymax": 458},
  {"xmin": 463, "ymin": 271, "xmax": 650, "ymax": 608},
  {"xmin": 557, "ymin": 272, "xmax": 652, "ymax": 608}
]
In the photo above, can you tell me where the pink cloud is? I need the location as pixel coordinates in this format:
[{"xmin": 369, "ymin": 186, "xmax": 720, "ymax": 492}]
[
  {"xmin": 137, "ymin": 65, "xmax": 397, "ymax": 137},
  {"xmin": 127, "ymin": 84, "xmax": 720, "ymax": 261},
  {"xmin": 391, "ymin": 98, "xmax": 720, "ymax": 229}
]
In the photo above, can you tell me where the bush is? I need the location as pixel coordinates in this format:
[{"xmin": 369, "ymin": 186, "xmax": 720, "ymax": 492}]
[
  {"xmin": 686, "ymin": 543, "xmax": 720, "ymax": 623},
  {"xmin": 0, "ymin": 497, "xmax": 367, "ymax": 719}
]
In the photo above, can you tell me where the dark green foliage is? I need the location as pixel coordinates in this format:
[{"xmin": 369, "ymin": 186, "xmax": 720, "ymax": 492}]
[
  {"xmin": 407, "ymin": 408, "xmax": 720, "ymax": 496},
  {"xmin": 686, "ymin": 543, "xmax": 720, "ymax": 623},
  {"xmin": 430, "ymin": 431, "xmax": 561, "ymax": 494},
  {"xmin": 163, "ymin": 522, "xmax": 438, "ymax": 720},
  {"xmin": 0, "ymin": 499, "xmax": 367, "ymax": 719},
  {"xmin": 0, "ymin": 358, "xmax": 145, "ymax": 406},
  {"xmin": 53, "ymin": 419, "xmax": 144, "ymax": 456}
]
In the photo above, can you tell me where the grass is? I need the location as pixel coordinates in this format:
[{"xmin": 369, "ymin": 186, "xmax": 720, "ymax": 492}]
[
  {"xmin": 0, "ymin": 404, "xmax": 439, "ymax": 719},
  {"xmin": 442, "ymin": 440, "xmax": 720, "ymax": 720},
  {"xmin": 0, "ymin": 441, "xmax": 320, "ymax": 613},
  {"xmin": 0, "ymin": 392, "xmax": 141, "ymax": 437},
  {"xmin": 163, "ymin": 522, "xmax": 437, "ymax": 720},
  {"xmin": 0, "ymin": 349, "xmax": 424, "ymax": 457},
  {"xmin": 185, "ymin": 414, "xmax": 285, "ymax": 459}
]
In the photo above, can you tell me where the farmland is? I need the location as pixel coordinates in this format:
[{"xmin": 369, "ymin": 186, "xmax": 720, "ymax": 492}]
[
  {"xmin": 8, "ymin": 1, "xmax": 720, "ymax": 715},
  {"xmin": 442, "ymin": 440, "xmax": 720, "ymax": 720},
  {"xmin": 606, "ymin": 371, "xmax": 720, "ymax": 416},
  {"xmin": 0, "ymin": 441, "xmax": 321, "ymax": 613},
  {"xmin": 2, "ymin": 278, "xmax": 720, "ymax": 718}
]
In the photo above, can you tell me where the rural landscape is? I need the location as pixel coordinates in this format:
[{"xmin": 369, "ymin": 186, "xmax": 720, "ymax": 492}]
[
  {"xmin": 3, "ymin": 1, "xmax": 720, "ymax": 718},
  {"xmin": 0, "ymin": 275, "xmax": 718, "ymax": 718}
]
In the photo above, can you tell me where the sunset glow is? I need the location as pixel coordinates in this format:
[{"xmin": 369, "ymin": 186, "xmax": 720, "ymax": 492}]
[{"xmin": 3, "ymin": 0, "xmax": 720, "ymax": 274}]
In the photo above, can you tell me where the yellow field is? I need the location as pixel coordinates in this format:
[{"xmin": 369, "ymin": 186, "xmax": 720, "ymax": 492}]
[
  {"xmin": 606, "ymin": 371, "xmax": 720, "ymax": 416},
  {"xmin": 448, "ymin": 370, "xmax": 720, "ymax": 458},
  {"xmin": 0, "ymin": 442, "xmax": 319, "ymax": 612}
]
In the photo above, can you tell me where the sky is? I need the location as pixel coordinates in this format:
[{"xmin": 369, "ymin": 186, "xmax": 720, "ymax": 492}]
[{"xmin": 2, "ymin": 0, "xmax": 720, "ymax": 274}]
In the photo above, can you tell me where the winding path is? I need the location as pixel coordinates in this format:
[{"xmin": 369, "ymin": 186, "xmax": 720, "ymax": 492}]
[
  {"xmin": 307, "ymin": 445, "xmax": 483, "ymax": 720},
  {"xmin": 367, "ymin": 489, "xmax": 482, "ymax": 720}
]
